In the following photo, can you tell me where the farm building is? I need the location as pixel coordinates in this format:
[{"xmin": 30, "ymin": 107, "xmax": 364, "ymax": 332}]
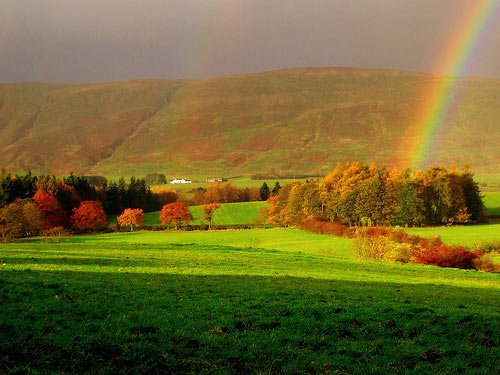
[
  {"xmin": 169, "ymin": 178, "xmax": 192, "ymax": 184},
  {"xmin": 206, "ymin": 177, "xmax": 228, "ymax": 182}
]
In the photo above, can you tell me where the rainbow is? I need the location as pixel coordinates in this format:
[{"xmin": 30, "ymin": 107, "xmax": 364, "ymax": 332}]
[{"xmin": 407, "ymin": 0, "xmax": 500, "ymax": 169}]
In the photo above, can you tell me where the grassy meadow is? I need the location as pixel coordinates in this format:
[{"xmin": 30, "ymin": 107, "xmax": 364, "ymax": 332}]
[
  {"xmin": 483, "ymin": 191, "xmax": 500, "ymax": 217},
  {"xmin": 404, "ymin": 222, "xmax": 500, "ymax": 247},
  {"xmin": 1, "ymin": 227, "xmax": 499, "ymax": 373}
]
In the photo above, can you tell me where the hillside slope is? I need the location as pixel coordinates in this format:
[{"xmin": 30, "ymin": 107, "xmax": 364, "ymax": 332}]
[
  {"xmin": 0, "ymin": 80, "xmax": 188, "ymax": 174},
  {"xmin": 1, "ymin": 68, "xmax": 499, "ymax": 178}
]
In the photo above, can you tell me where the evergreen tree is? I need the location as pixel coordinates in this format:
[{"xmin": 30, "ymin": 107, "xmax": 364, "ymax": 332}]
[
  {"xmin": 457, "ymin": 169, "xmax": 485, "ymax": 222},
  {"xmin": 272, "ymin": 181, "xmax": 281, "ymax": 196},
  {"xmin": 103, "ymin": 181, "xmax": 123, "ymax": 214},
  {"xmin": 260, "ymin": 182, "xmax": 270, "ymax": 200}
]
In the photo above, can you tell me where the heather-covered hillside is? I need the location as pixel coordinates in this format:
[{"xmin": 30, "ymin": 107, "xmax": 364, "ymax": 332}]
[{"xmin": 1, "ymin": 68, "xmax": 499, "ymax": 180}]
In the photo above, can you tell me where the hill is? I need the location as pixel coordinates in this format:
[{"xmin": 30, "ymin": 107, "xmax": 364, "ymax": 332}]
[
  {"xmin": 1, "ymin": 68, "xmax": 499, "ymax": 180},
  {"xmin": 0, "ymin": 80, "xmax": 188, "ymax": 174}
]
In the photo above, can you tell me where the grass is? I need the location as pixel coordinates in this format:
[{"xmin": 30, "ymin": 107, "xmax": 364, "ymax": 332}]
[
  {"xmin": 142, "ymin": 201, "xmax": 268, "ymax": 226},
  {"xmin": 484, "ymin": 191, "xmax": 500, "ymax": 217},
  {"xmin": 404, "ymin": 222, "xmax": 500, "ymax": 248},
  {"xmin": 1, "ymin": 228, "xmax": 499, "ymax": 373}
]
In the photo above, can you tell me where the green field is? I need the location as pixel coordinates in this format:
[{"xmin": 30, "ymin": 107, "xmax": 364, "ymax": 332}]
[
  {"xmin": 1, "ymin": 228, "xmax": 499, "ymax": 373},
  {"xmin": 484, "ymin": 191, "xmax": 500, "ymax": 217},
  {"xmin": 405, "ymin": 222, "xmax": 500, "ymax": 247},
  {"xmin": 141, "ymin": 201, "xmax": 268, "ymax": 226}
]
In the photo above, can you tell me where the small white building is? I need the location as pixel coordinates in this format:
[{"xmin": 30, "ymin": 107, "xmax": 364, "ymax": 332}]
[
  {"xmin": 169, "ymin": 178, "xmax": 192, "ymax": 184},
  {"xmin": 206, "ymin": 177, "xmax": 227, "ymax": 183}
]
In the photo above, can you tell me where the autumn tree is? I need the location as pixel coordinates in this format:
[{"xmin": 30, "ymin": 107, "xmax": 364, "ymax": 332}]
[
  {"xmin": 34, "ymin": 176, "xmax": 81, "ymax": 217},
  {"xmin": 273, "ymin": 163, "xmax": 484, "ymax": 228},
  {"xmin": 117, "ymin": 208, "xmax": 144, "ymax": 231},
  {"xmin": 71, "ymin": 201, "xmax": 108, "ymax": 231},
  {"xmin": 202, "ymin": 203, "xmax": 221, "ymax": 229},
  {"xmin": 34, "ymin": 175, "xmax": 60, "ymax": 194},
  {"xmin": 319, "ymin": 162, "xmax": 375, "ymax": 222},
  {"xmin": 0, "ymin": 208, "xmax": 21, "ymax": 242},
  {"xmin": 220, "ymin": 182, "xmax": 239, "ymax": 203},
  {"xmin": 192, "ymin": 182, "xmax": 259, "ymax": 205},
  {"xmin": 238, "ymin": 187, "xmax": 261, "ymax": 202},
  {"xmin": 202, "ymin": 182, "xmax": 238, "ymax": 203},
  {"xmin": 272, "ymin": 183, "xmax": 295, "ymax": 225},
  {"xmin": 160, "ymin": 202, "xmax": 192, "ymax": 229},
  {"xmin": 265, "ymin": 195, "xmax": 280, "ymax": 224},
  {"xmin": 0, "ymin": 200, "xmax": 44, "ymax": 241},
  {"xmin": 149, "ymin": 186, "xmax": 178, "ymax": 207},
  {"xmin": 33, "ymin": 190, "xmax": 67, "ymax": 228},
  {"xmin": 20, "ymin": 201, "xmax": 45, "ymax": 236},
  {"xmin": 283, "ymin": 183, "xmax": 306, "ymax": 225}
]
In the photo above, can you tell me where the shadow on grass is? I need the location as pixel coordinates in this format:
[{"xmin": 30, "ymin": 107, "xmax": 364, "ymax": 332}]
[{"xmin": 1, "ymin": 269, "xmax": 499, "ymax": 374}]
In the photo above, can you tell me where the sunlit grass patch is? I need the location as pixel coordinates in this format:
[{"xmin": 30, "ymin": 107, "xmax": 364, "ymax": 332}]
[{"xmin": 1, "ymin": 228, "xmax": 499, "ymax": 373}]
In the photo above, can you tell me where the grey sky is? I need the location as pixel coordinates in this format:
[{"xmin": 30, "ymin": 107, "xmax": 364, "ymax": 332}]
[{"xmin": 1, "ymin": 0, "xmax": 499, "ymax": 83}]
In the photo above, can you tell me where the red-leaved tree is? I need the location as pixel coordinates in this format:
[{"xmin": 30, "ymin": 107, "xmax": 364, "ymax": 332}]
[
  {"xmin": 117, "ymin": 208, "xmax": 144, "ymax": 231},
  {"xmin": 159, "ymin": 202, "xmax": 192, "ymax": 229},
  {"xmin": 33, "ymin": 190, "xmax": 67, "ymax": 228},
  {"xmin": 71, "ymin": 201, "xmax": 108, "ymax": 231}
]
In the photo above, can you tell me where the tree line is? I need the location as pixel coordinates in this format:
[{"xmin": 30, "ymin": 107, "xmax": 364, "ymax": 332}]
[
  {"xmin": 0, "ymin": 172, "xmax": 175, "ymax": 240},
  {"xmin": 190, "ymin": 181, "xmax": 281, "ymax": 205},
  {"xmin": 0, "ymin": 171, "xmax": 279, "ymax": 241},
  {"xmin": 0, "ymin": 172, "xmax": 168, "ymax": 214},
  {"xmin": 268, "ymin": 162, "xmax": 484, "ymax": 227}
]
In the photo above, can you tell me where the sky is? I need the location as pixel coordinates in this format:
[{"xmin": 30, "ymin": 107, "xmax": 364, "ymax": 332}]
[{"xmin": 1, "ymin": 0, "xmax": 499, "ymax": 83}]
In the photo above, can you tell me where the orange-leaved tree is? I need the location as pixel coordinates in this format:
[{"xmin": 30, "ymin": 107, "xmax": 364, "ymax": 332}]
[
  {"xmin": 149, "ymin": 186, "xmax": 178, "ymax": 206},
  {"xmin": 71, "ymin": 201, "xmax": 108, "ymax": 231},
  {"xmin": 33, "ymin": 190, "xmax": 68, "ymax": 228},
  {"xmin": 265, "ymin": 195, "xmax": 280, "ymax": 224},
  {"xmin": 159, "ymin": 202, "xmax": 192, "ymax": 229},
  {"xmin": 202, "ymin": 203, "xmax": 221, "ymax": 229},
  {"xmin": 117, "ymin": 208, "xmax": 144, "ymax": 231}
]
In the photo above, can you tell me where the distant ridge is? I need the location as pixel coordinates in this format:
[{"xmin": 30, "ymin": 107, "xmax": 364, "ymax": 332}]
[{"xmin": 1, "ymin": 68, "xmax": 499, "ymax": 179}]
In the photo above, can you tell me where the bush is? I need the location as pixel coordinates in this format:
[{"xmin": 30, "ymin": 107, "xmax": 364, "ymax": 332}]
[
  {"xmin": 106, "ymin": 223, "xmax": 119, "ymax": 232},
  {"xmin": 472, "ymin": 241, "xmax": 500, "ymax": 253},
  {"xmin": 364, "ymin": 227, "xmax": 391, "ymax": 237},
  {"xmin": 352, "ymin": 230, "xmax": 390, "ymax": 260},
  {"xmin": 300, "ymin": 217, "xmax": 354, "ymax": 237},
  {"xmin": 0, "ymin": 222, "xmax": 21, "ymax": 242},
  {"xmin": 383, "ymin": 243, "xmax": 413, "ymax": 263},
  {"xmin": 413, "ymin": 244, "xmax": 480, "ymax": 269},
  {"xmin": 40, "ymin": 226, "xmax": 71, "ymax": 240},
  {"xmin": 473, "ymin": 254, "xmax": 500, "ymax": 273}
]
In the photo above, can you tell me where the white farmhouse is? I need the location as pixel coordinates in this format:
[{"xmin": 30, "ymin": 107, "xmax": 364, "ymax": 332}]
[{"xmin": 169, "ymin": 178, "xmax": 192, "ymax": 184}]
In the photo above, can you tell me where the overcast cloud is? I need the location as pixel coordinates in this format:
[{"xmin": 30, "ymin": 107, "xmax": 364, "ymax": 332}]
[{"xmin": 1, "ymin": 0, "xmax": 499, "ymax": 83}]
